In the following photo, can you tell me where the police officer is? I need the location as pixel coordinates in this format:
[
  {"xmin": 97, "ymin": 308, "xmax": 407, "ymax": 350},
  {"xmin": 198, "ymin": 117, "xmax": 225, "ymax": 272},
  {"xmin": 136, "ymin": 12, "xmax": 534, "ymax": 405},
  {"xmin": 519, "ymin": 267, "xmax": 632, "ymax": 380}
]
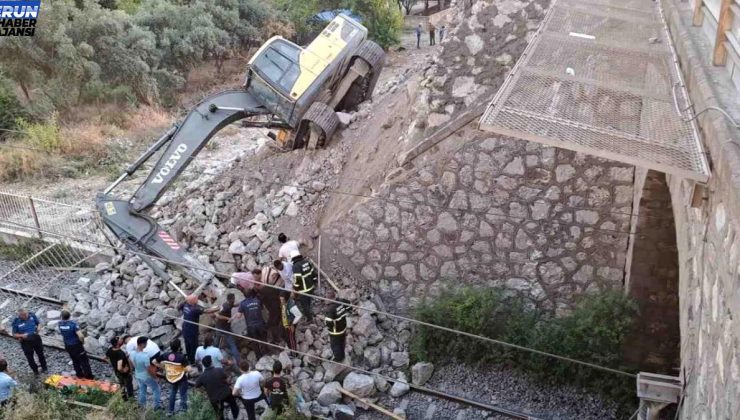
[
  {"xmin": 11, "ymin": 308, "xmax": 47, "ymax": 375},
  {"xmin": 324, "ymin": 301, "xmax": 349, "ymax": 362},
  {"xmin": 179, "ymin": 295, "xmax": 219, "ymax": 364},
  {"xmin": 238, "ymin": 289, "xmax": 266, "ymax": 358},
  {"xmin": 58, "ymin": 310, "xmax": 94, "ymax": 379},
  {"xmin": 290, "ymin": 250, "xmax": 317, "ymax": 322}
]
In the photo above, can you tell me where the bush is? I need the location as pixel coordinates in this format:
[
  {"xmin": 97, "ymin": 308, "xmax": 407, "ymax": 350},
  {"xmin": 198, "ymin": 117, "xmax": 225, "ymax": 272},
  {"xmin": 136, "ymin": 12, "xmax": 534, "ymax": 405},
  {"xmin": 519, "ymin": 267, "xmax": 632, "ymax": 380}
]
[
  {"xmin": 14, "ymin": 115, "xmax": 61, "ymax": 152},
  {"xmin": 411, "ymin": 288, "xmax": 639, "ymax": 409},
  {"xmin": 355, "ymin": 0, "xmax": 403, "ymax": 49}
]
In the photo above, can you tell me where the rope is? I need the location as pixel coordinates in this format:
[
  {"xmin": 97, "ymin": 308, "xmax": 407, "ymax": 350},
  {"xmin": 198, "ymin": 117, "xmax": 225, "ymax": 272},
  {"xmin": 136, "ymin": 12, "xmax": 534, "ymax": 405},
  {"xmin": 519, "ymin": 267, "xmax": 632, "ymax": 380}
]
[{"xmin": 0, "ymin": 223, "xmax": 638, "ymax": 379}]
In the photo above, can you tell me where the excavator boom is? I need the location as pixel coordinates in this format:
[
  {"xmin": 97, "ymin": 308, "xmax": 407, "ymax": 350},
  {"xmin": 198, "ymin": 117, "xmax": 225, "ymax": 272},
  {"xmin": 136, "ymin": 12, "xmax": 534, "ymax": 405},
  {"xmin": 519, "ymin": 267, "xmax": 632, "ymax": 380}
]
[{"xmin": 96, "ymin": 90, "xmax": 285, "ymax": 287}]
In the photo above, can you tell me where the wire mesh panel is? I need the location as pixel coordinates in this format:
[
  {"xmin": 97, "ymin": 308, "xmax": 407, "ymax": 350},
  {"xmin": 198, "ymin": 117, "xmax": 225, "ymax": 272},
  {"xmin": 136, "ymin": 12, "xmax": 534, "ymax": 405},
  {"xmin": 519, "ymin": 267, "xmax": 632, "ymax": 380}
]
[{"xmin": 480, "ymin": 0, "xmax": 710, "ymax": 182}]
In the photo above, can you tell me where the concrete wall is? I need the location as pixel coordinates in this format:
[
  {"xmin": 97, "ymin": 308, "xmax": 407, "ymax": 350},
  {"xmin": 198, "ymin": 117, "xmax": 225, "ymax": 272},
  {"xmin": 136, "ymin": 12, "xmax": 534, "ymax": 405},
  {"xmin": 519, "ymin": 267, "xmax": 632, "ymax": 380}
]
[{"xmin": 663, "ymin": 0, "xmax": 740, "ymax": 418}]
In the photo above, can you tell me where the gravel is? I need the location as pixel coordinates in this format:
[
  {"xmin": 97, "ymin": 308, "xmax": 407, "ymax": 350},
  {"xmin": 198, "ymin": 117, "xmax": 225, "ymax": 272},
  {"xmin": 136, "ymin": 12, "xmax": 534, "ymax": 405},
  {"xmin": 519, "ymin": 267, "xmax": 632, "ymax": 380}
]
[{"xmin": 357, "ymin": 363, "xmax": 632, "ymax": 420}]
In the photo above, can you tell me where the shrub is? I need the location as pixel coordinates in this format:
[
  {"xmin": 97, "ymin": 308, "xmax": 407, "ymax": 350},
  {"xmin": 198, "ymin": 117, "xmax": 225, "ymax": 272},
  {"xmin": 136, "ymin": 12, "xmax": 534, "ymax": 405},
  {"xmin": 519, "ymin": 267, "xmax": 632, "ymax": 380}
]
[
  {"xmin": 411, "ymin": 288, "xmax": 639, "ymax": 409},
  {"xmin": 355, "ymin": 0, "xmax": 403, "ymax": 49},
  {"xmin": 15, "ymin": 115, "xmax": 61, "ymax": 152}
]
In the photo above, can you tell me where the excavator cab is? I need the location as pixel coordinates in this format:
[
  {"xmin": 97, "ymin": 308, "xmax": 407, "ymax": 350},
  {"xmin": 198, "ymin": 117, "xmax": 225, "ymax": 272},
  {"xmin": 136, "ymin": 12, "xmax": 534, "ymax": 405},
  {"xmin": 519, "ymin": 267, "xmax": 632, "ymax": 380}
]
[{"xmin": 96, "ymin": 14, "xmax": 385, "ymax": 294}]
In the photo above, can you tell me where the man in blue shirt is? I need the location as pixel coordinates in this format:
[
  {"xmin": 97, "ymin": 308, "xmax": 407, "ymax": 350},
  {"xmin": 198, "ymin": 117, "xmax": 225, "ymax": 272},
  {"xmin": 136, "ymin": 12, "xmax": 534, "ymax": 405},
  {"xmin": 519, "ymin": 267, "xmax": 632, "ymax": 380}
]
[
  {"xmin": 11, "ymin": 308, "xmax": 47, "ymax": 375},
  {"xmin": 130, "ymin": 336, "xmax": 161, "ymax": 410},
  {"xmin": 0, "ymin": 360, "xmax": 17, "ymax": 407},
  {"xmin": 178, "ymin": 295, "xmax": 218, "ymax": 364},
  {"xmin": 58, "ymin": 310, "xmax": 94, "ymax": 379}
]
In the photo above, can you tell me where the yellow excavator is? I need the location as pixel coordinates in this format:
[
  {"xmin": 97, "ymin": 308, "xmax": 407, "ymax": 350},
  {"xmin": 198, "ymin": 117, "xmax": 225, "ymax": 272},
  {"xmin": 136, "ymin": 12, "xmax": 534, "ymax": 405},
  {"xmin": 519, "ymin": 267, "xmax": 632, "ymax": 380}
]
[{"xmin": 96, "ymin": 15, "xmax": 385, "ymax": 284}]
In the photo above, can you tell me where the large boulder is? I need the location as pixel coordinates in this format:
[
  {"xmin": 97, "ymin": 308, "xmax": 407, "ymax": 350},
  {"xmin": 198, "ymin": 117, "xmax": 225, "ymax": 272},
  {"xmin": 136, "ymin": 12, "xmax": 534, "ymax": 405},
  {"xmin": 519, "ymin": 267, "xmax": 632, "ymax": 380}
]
[
  {"xmin": 411, "ymin": 362, "xmax": 434, "ymax": 386},
  {"xmin": 391, "ymin": 352, "xmax": 409, "ymax": 368},
  {"xmin": 317, "ymin": 382, "xmax": 342, "ymax": 406},
  {"xmin": 105, "ymin": 314, "xmax": 127, "ymax": 331},
  {"xmin": 352, "ymin": 313, "xmax": 378, "ymax": 337},
  {"xmin": 390, "ymin": 372, "xmax": 410, "ymax": 398},
  {"xmin": 342, "ymin": 372, "xmax": 375, "ymax": 398},
  {"xmin": 129, "ymin": 319, "xmax": 150, "ymax": 336},
  {"xmin": 331, "ymin": 404, "xmax": 355, "ymax": 420}
]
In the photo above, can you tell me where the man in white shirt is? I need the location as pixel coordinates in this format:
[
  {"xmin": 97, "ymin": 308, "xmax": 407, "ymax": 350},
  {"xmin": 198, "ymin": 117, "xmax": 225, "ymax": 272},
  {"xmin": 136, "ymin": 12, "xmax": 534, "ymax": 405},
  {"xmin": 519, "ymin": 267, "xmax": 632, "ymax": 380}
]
[
  {"xmin": 277, "ymin": 233, "xmax": 300, "ymax": 261},
  {"xmin": 124, "ymin": 335, "xmax": 161, "ymax": 360},
  {"xmin": 232, "ymin": 360, "xmax": 264, "ymax": 420},
  {"xmin": 195, "ymin": 335, "xmax": 224, "ymax": 369},
  {"xmin": 273, "ymin": 260, "xmax": 293, "ymax": 291}
]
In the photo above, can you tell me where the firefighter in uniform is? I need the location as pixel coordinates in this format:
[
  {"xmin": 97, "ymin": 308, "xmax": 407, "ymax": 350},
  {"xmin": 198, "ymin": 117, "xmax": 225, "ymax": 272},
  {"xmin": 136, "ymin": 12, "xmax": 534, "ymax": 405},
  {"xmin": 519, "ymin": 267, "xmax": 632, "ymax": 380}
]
[
  {"xmin": 290, "ymin": 250, "xmax": 317, "ymax": 322},
  {"xmin": 324, "ymin": 299, "xmax": 351, "ymax": 362}
]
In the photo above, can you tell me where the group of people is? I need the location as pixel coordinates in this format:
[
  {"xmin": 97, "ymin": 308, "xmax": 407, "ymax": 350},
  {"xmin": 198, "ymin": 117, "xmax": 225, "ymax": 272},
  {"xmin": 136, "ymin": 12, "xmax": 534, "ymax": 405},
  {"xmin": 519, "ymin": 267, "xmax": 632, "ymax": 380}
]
[
  {"xmin": 1, "ymin": 231, "xmax": 351, "ymax": 418},
  {"xmin": 104, "ymin": 333, "xmax": 285, "ymax": 419},
  {"xmin": 416, "ymin": 21, "xmax": 446, "ymax": 48}
]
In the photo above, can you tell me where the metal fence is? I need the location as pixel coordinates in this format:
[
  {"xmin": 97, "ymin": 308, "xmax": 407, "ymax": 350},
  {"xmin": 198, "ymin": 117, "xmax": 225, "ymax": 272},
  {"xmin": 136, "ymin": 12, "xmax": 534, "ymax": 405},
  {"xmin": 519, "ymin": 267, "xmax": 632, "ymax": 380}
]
[{"xmin": 0, "ymin": 189, "xmax": 105, "ymax": 247}]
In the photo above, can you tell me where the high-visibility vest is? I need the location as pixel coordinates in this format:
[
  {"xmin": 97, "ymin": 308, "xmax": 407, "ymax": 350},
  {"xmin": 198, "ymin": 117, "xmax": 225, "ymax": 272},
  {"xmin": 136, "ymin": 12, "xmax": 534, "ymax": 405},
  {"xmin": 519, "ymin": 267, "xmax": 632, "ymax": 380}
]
[
  {"xmin": 325, "ymin": 307, "xmax": 347, "ymax": 335},
  {"xmin": 292, "ymin": 257, "xmax": 316, "ymax": 293}
]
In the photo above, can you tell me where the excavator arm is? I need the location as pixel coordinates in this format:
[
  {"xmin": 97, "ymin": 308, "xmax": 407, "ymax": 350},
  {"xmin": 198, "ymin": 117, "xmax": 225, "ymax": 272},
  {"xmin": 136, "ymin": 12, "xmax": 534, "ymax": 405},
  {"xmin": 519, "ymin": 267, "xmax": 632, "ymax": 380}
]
[{"xmin": 96, "ymin": 90, "xmax": 289, "ymax": 289}]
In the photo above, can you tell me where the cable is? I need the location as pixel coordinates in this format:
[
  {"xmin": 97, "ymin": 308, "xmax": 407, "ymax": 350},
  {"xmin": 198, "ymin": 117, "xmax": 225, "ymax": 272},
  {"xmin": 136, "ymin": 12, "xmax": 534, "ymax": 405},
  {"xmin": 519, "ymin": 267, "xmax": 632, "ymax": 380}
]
[{"xmin": 1, "ymin": 222, "xmax": 638, "ymax": 379}]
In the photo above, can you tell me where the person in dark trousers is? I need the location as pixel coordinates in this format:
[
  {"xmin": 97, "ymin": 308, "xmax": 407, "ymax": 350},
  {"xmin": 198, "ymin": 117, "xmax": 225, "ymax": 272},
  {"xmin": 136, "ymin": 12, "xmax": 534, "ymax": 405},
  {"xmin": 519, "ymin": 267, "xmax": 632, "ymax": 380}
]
[
  {"xmin": 428, "ymin": 21, "xmax": 436, "ymax": 46},
  {"xmin": 214, "ymin": 293, "xmax": 240, "ymax": 365},
  {"xmin": 233, "ymin": 360, "xmax": 264, "ymax": 420},
  {"xmin": 11, "ymin": 309, "xmax": 47, "ymax": 375},
  {"xmin": 239, "ymin": 289, "xmax": 267, "ymax": 358},
  {"xmin": 256, "ymin": 266, "xmax": 283, "ymax": 343},
  {"xmin": 415, "ymin": 23, "xmax": 422, "ymax": 48},
  {"xmin": 264, "ymin": 361, "xmax": 288, "ymax": 415},
  {"xmin": 324, "ymin": 295, "xmax": 350, "ymax": 362},
  {"xmin": 290, "ymin": 250, "xmax": 317, "ymax": 322},
  {"xmin": 280, "ymin": 291, "xmax": 302, "ymax": 351},
  {"xmin": 178, "ymin": 294, "xmax": 218, "ymax": 364},
  {"xmin": 58, "ymin": 310, "xmax": 94, "ymax": 379},
  {"xmin": 106, "ymin": 336, "xmax": 134, "ymax": 401},
  {"xmin": 195, "ymin": 355, "xmax": 239, "ymax": 420},
  {"xmin": 160, "ymin": 339, "xmax": 189, "ymax": 416},
  {"xmin": 439, "ymin": 25, "xmax": 446, "ymax": 41}
]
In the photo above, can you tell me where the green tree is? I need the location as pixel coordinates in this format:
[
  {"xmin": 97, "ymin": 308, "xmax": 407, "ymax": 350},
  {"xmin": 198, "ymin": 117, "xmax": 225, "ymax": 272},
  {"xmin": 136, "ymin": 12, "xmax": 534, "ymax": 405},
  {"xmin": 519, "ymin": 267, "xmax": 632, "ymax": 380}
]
[
  {"xmin": 350, "ymin": 0, "xmax": 403, "ymax": 49},
  {"xmin": 0, "ymin": 74, "xmax": 26, "ymax": 136}
]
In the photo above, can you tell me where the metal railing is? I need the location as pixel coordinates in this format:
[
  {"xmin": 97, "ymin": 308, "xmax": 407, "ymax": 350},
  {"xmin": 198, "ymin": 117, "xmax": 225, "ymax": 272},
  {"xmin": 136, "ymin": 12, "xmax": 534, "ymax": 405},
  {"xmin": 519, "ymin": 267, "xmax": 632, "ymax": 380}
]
[{"xmin": 0, "ymin": 189, "xmax": 105, "ymax": 247}]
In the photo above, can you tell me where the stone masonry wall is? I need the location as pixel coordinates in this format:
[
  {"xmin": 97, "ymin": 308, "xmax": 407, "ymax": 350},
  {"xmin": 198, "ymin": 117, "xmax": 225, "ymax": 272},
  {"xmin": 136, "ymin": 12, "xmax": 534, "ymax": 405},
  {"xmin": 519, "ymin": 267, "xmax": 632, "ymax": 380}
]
[
  {"xmin": 663, "ymin": 0, "xmax": 740, "ymax": 418},
  {"xmin": 326, "ymin": 135, "xmax": 635, "ymax": 313}
]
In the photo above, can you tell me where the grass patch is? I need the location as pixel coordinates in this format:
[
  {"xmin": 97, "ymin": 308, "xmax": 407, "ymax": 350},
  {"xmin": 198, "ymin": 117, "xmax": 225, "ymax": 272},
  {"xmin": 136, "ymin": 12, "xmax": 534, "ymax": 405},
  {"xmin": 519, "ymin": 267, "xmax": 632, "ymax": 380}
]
[{"xmin": 411, "ymin": 288, "xmax": 639, "ymax": 411}]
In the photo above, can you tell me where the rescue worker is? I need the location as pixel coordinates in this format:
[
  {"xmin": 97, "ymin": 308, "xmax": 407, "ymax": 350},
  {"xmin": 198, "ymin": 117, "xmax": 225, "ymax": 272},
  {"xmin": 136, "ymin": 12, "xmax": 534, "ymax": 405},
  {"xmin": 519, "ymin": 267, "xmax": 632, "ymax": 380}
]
[
  {"xmin": 279, "ymin": 291, "xmax": 303, "ymax": 351},
  {"xmin": 239, "ymin": 289, "xmax": 267, "ymax": 357},
  {"xmin": 324, "ymin": 300, "xmax": 349, "ymax": 362},
  {"xmin": 178, "ymin": 294, "xmax": 218, "ymax": 364},
  {"xmin": 58, "ymin": 310, "xmax": 94, "ymax": 379},
  {"xmin": 11, "ymin": 308, "xmax": 47, "ymax": 375},
  {"xmin": 160, "ymin": 339, "xmax": 189, "ymax": 415},
  {"xmin": 196, "ymin": 355, "xmax": 240, "ymax": 420},
  {"xmin": 277, "ymin": 233, "xmax": 300, "ymax": 261},
  {"xmin": 214, "ymin": 293, "xmax": 240, "ymax": 364},
  {"xmin": 428, "ymin": 21, "xmax": 436, "ymax": 46},
  {"xmin": 106, "ymin": 336, "xmax": 134, "ymax": 400},
  {"xmin": 290, "ymin": 250, "xmax": 317, "ymax": 322},
  {"xmin": 264, "ymin": 360, "xmax": 288, "ymax": 415},
  {"xmin": 256, "ymin": 266, "xmax": 283, "ymax": 343},
  {"xmin": 273, "ymin": 260, "xmax": 293, "ymax": 291}
]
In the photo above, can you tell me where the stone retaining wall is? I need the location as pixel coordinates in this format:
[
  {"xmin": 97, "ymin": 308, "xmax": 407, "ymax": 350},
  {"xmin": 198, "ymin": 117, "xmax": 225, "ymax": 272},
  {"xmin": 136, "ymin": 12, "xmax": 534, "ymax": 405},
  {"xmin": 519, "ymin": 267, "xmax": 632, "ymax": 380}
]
[
  {"xmin": 663, "ymin": 0, "xmax": 740, "ymax": 418},
  {"xmin": 326, "ymin": 134, "xmax": 635, "ymax": 313}
]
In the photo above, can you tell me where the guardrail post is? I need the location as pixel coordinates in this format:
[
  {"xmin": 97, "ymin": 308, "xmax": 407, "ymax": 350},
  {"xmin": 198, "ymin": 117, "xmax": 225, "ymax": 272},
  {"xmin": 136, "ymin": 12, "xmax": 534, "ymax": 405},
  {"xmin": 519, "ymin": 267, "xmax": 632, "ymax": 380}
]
[{"xmin": 27, "ymin": 196, "xmax": 42, "ymax": 239}]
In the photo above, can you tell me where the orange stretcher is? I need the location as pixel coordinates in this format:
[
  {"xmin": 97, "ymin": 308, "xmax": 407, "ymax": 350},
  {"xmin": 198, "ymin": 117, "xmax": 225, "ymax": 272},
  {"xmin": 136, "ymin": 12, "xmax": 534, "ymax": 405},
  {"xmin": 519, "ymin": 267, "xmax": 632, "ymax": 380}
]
[{"xmin": 44, "ymin": 374, "xmax": 120, "ymax": 393}]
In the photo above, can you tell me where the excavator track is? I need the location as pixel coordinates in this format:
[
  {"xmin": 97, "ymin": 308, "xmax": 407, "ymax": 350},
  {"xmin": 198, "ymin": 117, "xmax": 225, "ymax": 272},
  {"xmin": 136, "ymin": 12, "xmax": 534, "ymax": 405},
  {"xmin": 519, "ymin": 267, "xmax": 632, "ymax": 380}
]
[
  {"xmin": 296, "ymin": 102, "xmax": 340, "ymax": 149},
  {"xmin": 339, "ymin": 40, "xmax": 386, "ymax": 111}
]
